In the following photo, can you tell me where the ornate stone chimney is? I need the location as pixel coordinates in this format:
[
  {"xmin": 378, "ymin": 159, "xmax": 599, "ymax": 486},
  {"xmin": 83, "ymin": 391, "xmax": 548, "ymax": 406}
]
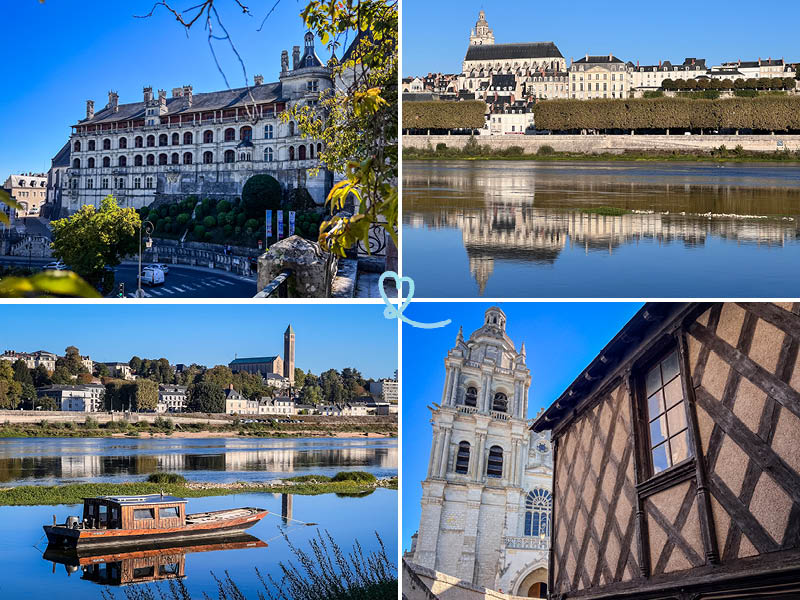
[
  {"xmin": 108, "ymin": 91, "xmax": 119, "ymax": 112},
  {"xmin": 183, "ymin": 85, "xmax": 193, "ymax": 107},
  {"xmin": 86, "ymin": 100, "xmax": 95, "ymax": 120},
  {"xmin": 254, "ymin": 74, "xmax": 264, "ymax": 86},
  {"xmin": 172, "ymin": 87, "xmax": 183, "ymax": 98},
  {"xmin": 281, "ymin": 50, "xmax": 289, "ymax": 74},
  {"xmin": 157, "ymin": 89, "xmax": 167, "ymax": 115},
  {"xmin": 143, "ymin": 86, "xmax": 154, "ymax": 103},
  {"xmin": 292, "ymin": 45, "xmax": 300, "ymax": 70}
]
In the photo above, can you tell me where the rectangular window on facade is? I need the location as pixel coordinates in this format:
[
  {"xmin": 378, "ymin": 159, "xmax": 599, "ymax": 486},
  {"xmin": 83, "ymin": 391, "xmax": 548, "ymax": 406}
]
[
  {"xmin": 643, "ymin": 349, "xmax": 692, "ymax": 474},
  {"xmin": 133, "ymin": 508, "xmax": 155, "ymax": 520},
  {"xmin": 159, "ymin": 506, "xmax": 180, "ymax": 519}
]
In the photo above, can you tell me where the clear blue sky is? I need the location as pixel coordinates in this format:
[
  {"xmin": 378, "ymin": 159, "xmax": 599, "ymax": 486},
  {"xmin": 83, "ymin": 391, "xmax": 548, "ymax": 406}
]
[
  {"xmin": 0, "ymin": 303, "xmax": 397, "ymax": 379},
  {"xmin": 400, "ymin": 301, "xmax": 642, "ymax": 550},
  {"xmin": 1, "ymin": 0, "xmax": 333, "ymax": 176},
  {"xmin": 403, "ymin": 0, "xmax": 800, "ymax": 76}
]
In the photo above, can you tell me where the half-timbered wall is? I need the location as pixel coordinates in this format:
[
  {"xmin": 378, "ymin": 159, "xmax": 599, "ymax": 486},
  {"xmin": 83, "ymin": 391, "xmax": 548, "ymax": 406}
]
[{"xmin": 550, "ymin": 302, "xmax": 800, "ymax": 600}]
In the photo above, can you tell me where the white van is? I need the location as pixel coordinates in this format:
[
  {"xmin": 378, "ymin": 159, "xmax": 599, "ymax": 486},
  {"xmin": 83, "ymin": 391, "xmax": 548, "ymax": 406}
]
[{"xmin": 141, "ymin": 267, "xmax": 165, "ymax": 286}]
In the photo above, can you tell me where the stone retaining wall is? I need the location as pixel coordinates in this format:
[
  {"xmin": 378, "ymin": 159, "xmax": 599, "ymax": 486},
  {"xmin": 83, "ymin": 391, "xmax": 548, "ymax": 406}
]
[
  {"xmin": 143, "ymin": 238, "xmax": 256, "ymax": 277},
  {"xmin": 0, "ymin": 411, "xmax": 229, "ymax": 425},
  {"xmin": 403, "ymin": 134, "xmax": 800, "ymax": 154}
]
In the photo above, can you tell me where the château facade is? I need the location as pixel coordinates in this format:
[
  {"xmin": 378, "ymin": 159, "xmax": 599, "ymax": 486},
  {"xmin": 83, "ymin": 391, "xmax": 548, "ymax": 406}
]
[
  {"xmin": 409, "ymin": 307, "xmax": 552, "ymax": 598},
  {"xmin": 59, "ymin": 33, "xmax": 333, "ymax": 214}
]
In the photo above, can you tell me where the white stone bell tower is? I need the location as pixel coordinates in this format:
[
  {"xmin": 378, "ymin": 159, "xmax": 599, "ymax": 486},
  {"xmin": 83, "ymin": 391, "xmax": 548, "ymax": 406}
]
[{"xmin": 469, "ymin": 10, "xmax": 495, "ymax": 46}]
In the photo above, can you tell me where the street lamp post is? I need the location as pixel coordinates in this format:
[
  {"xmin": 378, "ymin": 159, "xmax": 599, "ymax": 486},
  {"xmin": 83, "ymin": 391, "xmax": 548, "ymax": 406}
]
[{"xmin": 137, "ymin": 220, "xmax": 154, "ymax": 298}]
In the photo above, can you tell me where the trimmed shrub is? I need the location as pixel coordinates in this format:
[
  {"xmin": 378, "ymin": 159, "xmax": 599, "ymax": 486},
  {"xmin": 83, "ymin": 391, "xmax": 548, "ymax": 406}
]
[
  {"xmin": 242, "ymin": 174, "xmax": 282, "ymax": 217},
  {"xmin": 216, "ymin": 200, "xmax": 231, "ymax": 213},
  {"xmin": 331, "ymin": 471, "xmax": 377, "ymax": 483},
  {"xmin": 193, "ymin": 225, "xmax": 205, "ymax": 238},
  {"xmin": 176, "ymin": 213, "xmax": 190, "ymax": 225},
  {"xmin": 537, "ymin": 145, "xmax": 555, "ymax": 156},
  {"xmin": 402, "ymin": 100, "xmax": 486, "ymax": 129},
  {"xmin": 203, "ymin": 215, "xmax": 216, "ymax": 228}
]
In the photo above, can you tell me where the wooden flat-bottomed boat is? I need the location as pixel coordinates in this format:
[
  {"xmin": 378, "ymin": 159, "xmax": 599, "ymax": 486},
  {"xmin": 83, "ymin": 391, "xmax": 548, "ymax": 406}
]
[{"xmin": 43, "ymin": 494, "xmax": 267, "ymax": 548}]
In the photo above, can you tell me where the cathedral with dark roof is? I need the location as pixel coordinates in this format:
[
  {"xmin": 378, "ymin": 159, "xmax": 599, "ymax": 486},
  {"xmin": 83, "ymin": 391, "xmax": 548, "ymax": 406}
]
[{"xmin": 58, "ymin": 32, "xmax": 333, "ymax": 214}]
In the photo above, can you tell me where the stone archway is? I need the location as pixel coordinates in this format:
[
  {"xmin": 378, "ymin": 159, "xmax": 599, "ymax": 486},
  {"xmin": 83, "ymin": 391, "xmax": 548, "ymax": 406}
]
[{"xmin": 514, "ymin": 566, "xmax": 548, "ymax": 598}]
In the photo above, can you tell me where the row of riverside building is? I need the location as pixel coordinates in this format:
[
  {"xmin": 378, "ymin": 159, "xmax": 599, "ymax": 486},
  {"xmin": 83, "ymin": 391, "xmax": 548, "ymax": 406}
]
[{"xmin": 402, "ymin": 10, "xmax": 799, "ymax": 135}]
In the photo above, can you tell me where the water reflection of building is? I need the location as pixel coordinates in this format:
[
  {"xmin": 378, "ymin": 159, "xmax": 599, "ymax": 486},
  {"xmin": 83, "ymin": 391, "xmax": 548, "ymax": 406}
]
[
  {"xmin": 416, "ymin": 206, "xmax": 798, "ymax": 293},
  {"xmin": 43, "ymin": 535, "xmax": 266, "ymax": 586}
]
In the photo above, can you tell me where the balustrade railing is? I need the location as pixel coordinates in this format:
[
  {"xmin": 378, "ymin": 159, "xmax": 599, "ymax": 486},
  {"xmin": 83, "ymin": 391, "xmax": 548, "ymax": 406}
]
[
  {"xmin": 457, "ymin": 405, "xmax": 479, "ymax": 415},
  {"xmin": 490, "ymin": 410, "xmax": 510, "ymax": 421},
  {"xmin": 504, "ymin": 536, "xmax": 550, "ymax": 550}
]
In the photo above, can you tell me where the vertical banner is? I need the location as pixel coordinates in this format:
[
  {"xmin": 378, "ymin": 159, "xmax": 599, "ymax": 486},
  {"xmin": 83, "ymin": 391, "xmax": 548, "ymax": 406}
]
[
  {"xmin": 277, "ymin": 210, "xmax": 284, "ymax": 240},
  {"xmin": 289, "ymin": 211, "xmax": 296, "ymax": 236},
  {"xmin": 265, "ymin": 209, "xmax": 273, "ymax": 245}
]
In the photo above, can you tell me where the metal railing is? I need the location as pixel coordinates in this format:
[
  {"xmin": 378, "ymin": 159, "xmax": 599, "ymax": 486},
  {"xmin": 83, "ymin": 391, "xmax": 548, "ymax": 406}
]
[{"xmin": 254, "ymin": 269, "xmax": 293, "ymax": 298}]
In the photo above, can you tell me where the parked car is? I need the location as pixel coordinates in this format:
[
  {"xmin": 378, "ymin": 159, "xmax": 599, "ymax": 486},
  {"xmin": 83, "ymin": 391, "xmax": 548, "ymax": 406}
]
[
  {"xmin": 146, "ymin": 263, "xmax": 169, "ymax": 274},
  {"xmin": 140, "ymin": 266, "xmax": 165, "ymax": 286},
  {"xmin": 42, "ymin": 260, "xmax": 67, "ymax": 271}
]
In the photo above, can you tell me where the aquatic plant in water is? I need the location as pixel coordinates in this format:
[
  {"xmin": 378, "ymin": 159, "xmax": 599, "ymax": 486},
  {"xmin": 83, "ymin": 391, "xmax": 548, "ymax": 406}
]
[{"xmin": 99, "ymin": 531, "xmax": 396, "ymax": 600}]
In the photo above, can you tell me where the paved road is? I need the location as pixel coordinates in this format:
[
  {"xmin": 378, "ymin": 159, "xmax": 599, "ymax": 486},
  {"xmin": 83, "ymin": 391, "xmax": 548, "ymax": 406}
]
[{"xmin": 0, "ymin": 257, "xmax": 256, "ymax": 298}]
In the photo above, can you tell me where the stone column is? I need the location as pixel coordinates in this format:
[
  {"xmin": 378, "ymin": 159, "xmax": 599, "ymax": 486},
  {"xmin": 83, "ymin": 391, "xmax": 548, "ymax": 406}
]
[
  {"xmin": 442, "ymin": 366, "xmax": 453, "ymax": 406},
  {"xmin": 511, "ymin": 440, "xmax": 519, "ymax": 486},
  {"xmin": 427, "ymin": 427, "xmax": 441, "ymax": 477},
  {"xmin": 475, "ymin": 433, "xmax": 486, "ymax": 482},
  {"xmin": 503, "ymin": 448, "xmax": 511, "ymax": 483},
  {"xmin": 438, "ymin": 427, "xmax": 452, "ymax": 477},
  {"xmin": 449, "ymin": 366, "xmax": 461, "ymax": 405}
]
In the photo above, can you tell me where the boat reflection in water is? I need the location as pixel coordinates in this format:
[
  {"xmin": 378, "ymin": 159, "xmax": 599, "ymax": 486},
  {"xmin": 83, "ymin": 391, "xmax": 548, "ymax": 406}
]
[{"xmin": 43, "ymin": 534, "xmax": 267, "ymax": 586}]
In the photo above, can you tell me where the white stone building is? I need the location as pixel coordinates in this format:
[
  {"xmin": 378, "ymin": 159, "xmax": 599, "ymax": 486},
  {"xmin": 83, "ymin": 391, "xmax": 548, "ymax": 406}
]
[
  {"xmin": 38, "ymin": 384, "xmax": 105, "ymax": 412},
  {"xmin": 628, "ymin": 58, "xmax": 710, "ymax": 94},
  {"xmin": 157, "ymin": 384, "xmax": 187, "ymax": 413},
  {"xmin": 1, "ymin": 350, "xmax": 58, "ymax": 371},
  {"xmin": 318, "ymin": 403, "xmax": 369, "ymax": 417},
  {"xmin": 569, "ymin": 54, "xmax": 629, "ymax": 99},
  {"xmin": 59, "ymin": 33, "xmax": 332, "ymax": 214},
  {"xmin": 224, "ymin": 385, "xmax": 258, "ymax": 415},
  {"xmin": 258, "ymin": 396, "xmax": 296, "ymax": 416},
  {"xmin": 713, "ymin": 58, "xmax": 793, "ymax": 79},
  {"xmin": 2, "ymin": 174, "xmax": 48, "ymax": 218},
  {"xmin": 408, "ymin": 307, "xmax": 553, "ymax": 598}
]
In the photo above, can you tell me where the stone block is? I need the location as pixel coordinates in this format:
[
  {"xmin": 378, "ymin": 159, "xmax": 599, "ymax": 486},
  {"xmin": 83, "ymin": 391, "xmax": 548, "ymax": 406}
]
[{"xmin": 257, "ymin": 235, "xmax": 337, "ymax": 298}]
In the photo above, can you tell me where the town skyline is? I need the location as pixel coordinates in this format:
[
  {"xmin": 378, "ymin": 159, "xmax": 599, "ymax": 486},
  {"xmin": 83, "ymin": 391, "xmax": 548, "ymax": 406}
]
[
  {"xmin": 402, "ymin": 0, "xmax": 800, "ymax": 77},
  {"xmin": 0, "ymin": 1, "xmax": 334, "ymax": 175},
  {"xmin": 0, "ymin": 305, "xmax": 397, "ymax": 380}
]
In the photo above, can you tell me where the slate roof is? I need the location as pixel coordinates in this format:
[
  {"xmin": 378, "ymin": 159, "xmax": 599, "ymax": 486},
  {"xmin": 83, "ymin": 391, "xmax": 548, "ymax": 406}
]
[
  {"xmin": 465, "ymin": 42, "xmax": 563, "ymax": 62},
  {"xmin": 52, "ymin": 141, "xmax": 71, "ymax": 168},
  {"xmin": 230, "ymin": 356, "xmax": 278, "ymax": 365},
  {"xmin": 491, "ymin": 74, "xmax": 516, "ymax": 88},
  {"xmin": 573, "ymin": 55, "xmax": 624, "ymax": 64},
  {"xmin": 78, "ymin": 82, "xmax": 283, "ymax": 126}
]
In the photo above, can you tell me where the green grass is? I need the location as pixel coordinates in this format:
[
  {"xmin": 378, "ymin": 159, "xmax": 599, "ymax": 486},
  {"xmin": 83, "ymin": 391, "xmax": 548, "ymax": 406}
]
[
  {"xmin": 579, "ymin": 206, "xmax": 631, "ymax": 216},
  {"xmin": 0, "ymin": 473, "xmax": 398, "ymax": 506}
]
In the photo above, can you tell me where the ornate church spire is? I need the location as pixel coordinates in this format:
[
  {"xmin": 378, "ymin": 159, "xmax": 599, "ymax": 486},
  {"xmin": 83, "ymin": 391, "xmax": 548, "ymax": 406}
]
[{"xmin": 456, "ymin": 325, "xmax": 464, "ymax": 344}]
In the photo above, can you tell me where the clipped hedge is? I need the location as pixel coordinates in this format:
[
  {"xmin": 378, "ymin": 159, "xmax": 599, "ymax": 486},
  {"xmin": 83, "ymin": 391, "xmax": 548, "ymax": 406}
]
[
  {"xmin": 533, "ymin": 96, "xmax": 800, "ymax": 132},
  {"xmin": 402, "ymin": 100, "xmax": 485, "ymax": 129}
]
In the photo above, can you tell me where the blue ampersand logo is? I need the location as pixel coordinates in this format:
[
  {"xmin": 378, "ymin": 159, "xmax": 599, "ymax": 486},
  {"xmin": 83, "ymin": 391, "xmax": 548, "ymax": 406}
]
[{"xmin": 379, "ymin": 271, "xmax": 451, "ymax": 329}]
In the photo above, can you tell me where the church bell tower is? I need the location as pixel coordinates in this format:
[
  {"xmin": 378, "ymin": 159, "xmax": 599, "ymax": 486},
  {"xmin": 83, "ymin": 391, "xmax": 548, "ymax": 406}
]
[
  {"xmin": 284, "ymin": 324, "xmax": 295, "ymax": 385},
  {"xmin": 469, "ymin": 10, "xmax": 495, "ymax": 46}
]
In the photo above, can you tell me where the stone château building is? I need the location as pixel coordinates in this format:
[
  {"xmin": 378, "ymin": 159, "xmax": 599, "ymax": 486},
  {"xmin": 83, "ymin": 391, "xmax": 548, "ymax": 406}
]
[
  {"xmin": 59, "ymin": 33, "xmax": 333, "ymax": 214},
  {"xmin": 409, "ymin": 307, "xmax": 552, "ymax": 598}
]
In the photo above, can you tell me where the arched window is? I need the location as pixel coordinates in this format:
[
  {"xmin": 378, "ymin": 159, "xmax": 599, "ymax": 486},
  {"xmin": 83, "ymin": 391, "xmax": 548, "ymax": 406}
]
[
  {"xmin": 134, "ymin": 155, "xmax": 143, "ymax": 166},
  {"xmin": 119, "ymin": 137, "xmax": 128, "ymax": 149},
  {"xmin": 159, "ymin": 134, "xmax": 168, "ymax": 146},
  {"xmin": 88, "ymin": 157, "xmax": 95, "ymax": 168},
  {"xmin": 183, "ymin": 132, "xmax": 193, "ymax": 145},
  {"xmin": 72, "ymin": 158, "xmax": 80, "ymax": 168},
  {"xmin": 464, "ymin": 387, "xmax": 478, "ymax": 407},
  {"xmin": 224, "ymin": 149, "xmax": 235, "ymax": 163},
  {"xmin": 172, "ymin": 132, "xmax": 180, "ymax": 146},
  {"xmin": 203, "ymin": 151, "xmax": 213, "ymax": 164},
  {"xmin": 74, "ymin": 141, "xmax": 81, "ymax": 152},
  {"xmin": 264, "ymin": 124, "xmax": 273, "ymax": 139},
  {"xmin": 146, "ymin": 135, "xmax": 155, "ymax": 147},
  {"xmin": 224, "ymin": 128, "xmax": 236, "ymax": 142},
  {"xmin": 103, "ymin": 138, "xmax": 111, "ymax": 150},
  {"xmin": 487, "ymin": 445, "xmax": 503, "ymax": 478},
  {"xmin": 158, "ymin": 153, "xmax": 168, "ymax": 165},
  {"xmin": 493, "ymin": 392, "xmax": 508, "ymax": 413},
  {"xmin": 288, "ymin": 122, "xmax": 295, "ymax": 136},
  {"xmin": 317, "ymin": 142, "xmax": 322, "ymax": 155},
  {"xmin": 88, "ymin": 140, "xmax": 96, "ymax": 151},
  {"xmin": 310, "ymin": 144, "xmax": 314, "ymax": 159},
  {"xmin": 102, "ymin": 156, "xmax": 110, "ymax": 168},
  {"xmin": 203, "ymin": 130, "xmax": 213, "ymax": 143},
  {"xmin": 298, "ymin": 145, "xmax": 306, "ymax": 160},
  {"xmin": 146, "ymin": 154, "xmax": 155, "ymax": 166},
  {"xmin": 264, "ymin": 147, "xmax": 273, "ymax": 162},
  {"xmin": 171, "ymin": 152, "xmax": 179, "ymax": 165},
  {"xmin": 118, "ymin": 156, "xmax": 127, "ymax": 167},
  {"xmin": 455, "ymin": 442, "xmax": 470, "ymax": 474},
  {"xmin": 524, "ymin": 489, "xmax": 552, "ymax": 538},
  {"xmin": 240, "ymin": 126, "xmax": 252, "ymax": 141},
  {"xmin": 289, "ymin": 146, "xmax": 295, "ymax": 161},
  {"xmin": 135, "ymin": 136, "xmax": 143, "ymax": 148},
  {"xmin": 183, "ymin": 152, "xmax": 192, "ymax": 165}
]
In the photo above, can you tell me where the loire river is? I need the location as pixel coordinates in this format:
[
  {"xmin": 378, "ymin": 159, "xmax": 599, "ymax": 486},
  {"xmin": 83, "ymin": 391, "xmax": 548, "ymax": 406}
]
[
  {"xmin": 0, "ymin": 489, "xmax": 397, "ymax": 600},
  {"xmin": 403, "ymin": 160, "xmax": 800, "ymax": 297},
  {"xmin": 0, "ymin": 437, "xmax": 397, "ymax": 485}
]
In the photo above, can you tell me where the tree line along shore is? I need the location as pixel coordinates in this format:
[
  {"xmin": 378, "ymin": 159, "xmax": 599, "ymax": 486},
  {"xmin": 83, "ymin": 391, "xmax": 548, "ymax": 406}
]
[{"xmin": 0, "ymin": 472, "xmax": 398, "ymax": 506}]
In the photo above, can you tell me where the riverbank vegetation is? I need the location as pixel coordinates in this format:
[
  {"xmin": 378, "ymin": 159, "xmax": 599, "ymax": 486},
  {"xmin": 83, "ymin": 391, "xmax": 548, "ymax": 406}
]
[
  {"xmin": 0, "ymin": 416, "xmax": 397, "ymax": 439},
  {"xmin": 0, "ymin": 471, "xmax": 396, "ymax": 506},
  {"xmin": 403, "ymin": 139, "xmax": 800, "ymax": 163}
]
